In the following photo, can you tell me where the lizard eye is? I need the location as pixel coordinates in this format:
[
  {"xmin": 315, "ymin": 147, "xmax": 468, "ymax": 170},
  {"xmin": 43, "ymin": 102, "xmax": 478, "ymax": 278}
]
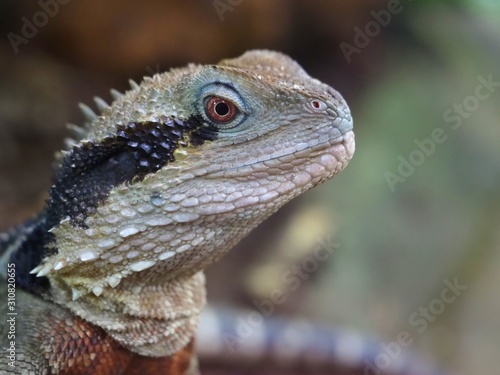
[
  {"xmin": 197, "ymin": 82, "xmax": 248, "ymax": 131},
  {"xmin": 307, "ymin": 99, "xmax": 327, "ymax": 111},
  {"xmin": 205, "ymin": 96, "xmax": 239, "ymax": 123}
]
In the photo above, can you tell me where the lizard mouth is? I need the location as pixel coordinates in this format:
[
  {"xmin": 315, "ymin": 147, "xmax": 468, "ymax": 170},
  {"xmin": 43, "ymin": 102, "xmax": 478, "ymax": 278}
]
[
  {"xmin": 258, "ymin": 114, "xmax": 354, "ymax": 165},
  {"xmin": 205, "ymin": 128, "xmax": 355, "ymax": 178},
  {"xmin": 290, "ymin": 129, "xmax": 356, "ymax": 177},
  {"xmin": 293, "ymin": 128, "xmax": 354, "ymax": 159}
]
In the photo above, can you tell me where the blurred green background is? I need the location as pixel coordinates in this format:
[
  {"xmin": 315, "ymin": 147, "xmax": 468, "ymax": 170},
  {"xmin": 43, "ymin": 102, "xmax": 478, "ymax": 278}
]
[{"xmin": 0, "ymin": 1, "xmax": 498, "ymax": 374}]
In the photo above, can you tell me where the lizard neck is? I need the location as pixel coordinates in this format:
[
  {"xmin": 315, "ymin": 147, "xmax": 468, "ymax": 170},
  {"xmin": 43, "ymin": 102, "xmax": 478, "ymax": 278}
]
[{"xmin": 50, "ymin": 271, "xmax": 206, "ymax": 357}]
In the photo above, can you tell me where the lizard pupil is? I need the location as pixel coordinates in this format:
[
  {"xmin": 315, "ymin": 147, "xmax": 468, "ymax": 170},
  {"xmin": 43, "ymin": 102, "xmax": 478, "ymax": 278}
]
[
  {"xmin": 215, "ymin": 102, "xmax": 229, "ymax": 116},
  {"xmin": 206, "ymin": 96, "xmax": 237, "ymax": 123}
]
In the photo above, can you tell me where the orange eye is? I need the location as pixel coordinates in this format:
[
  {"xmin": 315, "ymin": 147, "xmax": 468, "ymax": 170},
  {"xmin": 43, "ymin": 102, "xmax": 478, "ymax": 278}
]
[{"xmin": 205, "ymin": 96, "xmax": 238, "ymax": 123}]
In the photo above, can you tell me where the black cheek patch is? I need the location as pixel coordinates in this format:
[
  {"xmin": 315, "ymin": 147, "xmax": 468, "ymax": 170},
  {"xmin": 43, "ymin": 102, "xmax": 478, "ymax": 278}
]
[
  {"xmin": 47, "ymin": 118, "xmax": 198, "ymax": 229},
  {"xmin": 10, "ymin": 116, "xmax": 218, "ymax": 295}
]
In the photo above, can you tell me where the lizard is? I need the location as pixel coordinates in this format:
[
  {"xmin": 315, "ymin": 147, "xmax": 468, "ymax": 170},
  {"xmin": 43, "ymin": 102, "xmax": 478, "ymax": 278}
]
[
  {"xmin": 0, "ymin": 50, "xmax": 355, "ymax": 375},
  {"xmin": 196, "ymin": 307, "xmax": 451, "ymax": 375}
]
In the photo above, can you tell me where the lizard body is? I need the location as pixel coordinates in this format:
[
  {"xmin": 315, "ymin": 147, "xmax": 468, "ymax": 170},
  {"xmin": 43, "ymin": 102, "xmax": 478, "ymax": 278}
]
[{"xmin": 0, "ymin": 50, "xmax": 355, "ymax": 374}]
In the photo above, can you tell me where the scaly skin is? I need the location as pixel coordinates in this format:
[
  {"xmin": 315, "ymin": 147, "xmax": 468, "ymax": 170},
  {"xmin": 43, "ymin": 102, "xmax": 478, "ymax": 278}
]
[{"xmin": 0, "ymin": 50, "xmax": 354, "ymax": 374}]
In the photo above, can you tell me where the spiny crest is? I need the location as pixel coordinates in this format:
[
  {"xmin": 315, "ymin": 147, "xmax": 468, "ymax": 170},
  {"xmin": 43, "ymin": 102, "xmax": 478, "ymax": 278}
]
[{"xmin": 67, "ymin": 80, "xmax": 137, "ymax": 143}]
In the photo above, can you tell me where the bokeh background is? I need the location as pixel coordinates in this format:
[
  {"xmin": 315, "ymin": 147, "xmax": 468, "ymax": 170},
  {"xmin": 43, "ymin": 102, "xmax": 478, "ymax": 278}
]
[{"xmin": 0, "ymin": 1, "xmax": 498, "ymax": 374}]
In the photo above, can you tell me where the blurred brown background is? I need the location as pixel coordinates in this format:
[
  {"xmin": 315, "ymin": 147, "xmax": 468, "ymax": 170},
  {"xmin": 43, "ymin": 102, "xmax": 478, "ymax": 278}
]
[{"xmin": 0, "ymin": 1, "xmax": 499, "ymax": 374}]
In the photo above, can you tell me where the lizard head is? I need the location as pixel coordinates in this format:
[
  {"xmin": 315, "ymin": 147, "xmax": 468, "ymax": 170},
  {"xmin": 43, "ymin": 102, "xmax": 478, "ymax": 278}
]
[
  {"xmin": 29, "ymin": 50, "xmax": 354, "ymax": 308},
  {"xmin": 14, "ymin": 50, "xmax": 356, "ymax": 357}
]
